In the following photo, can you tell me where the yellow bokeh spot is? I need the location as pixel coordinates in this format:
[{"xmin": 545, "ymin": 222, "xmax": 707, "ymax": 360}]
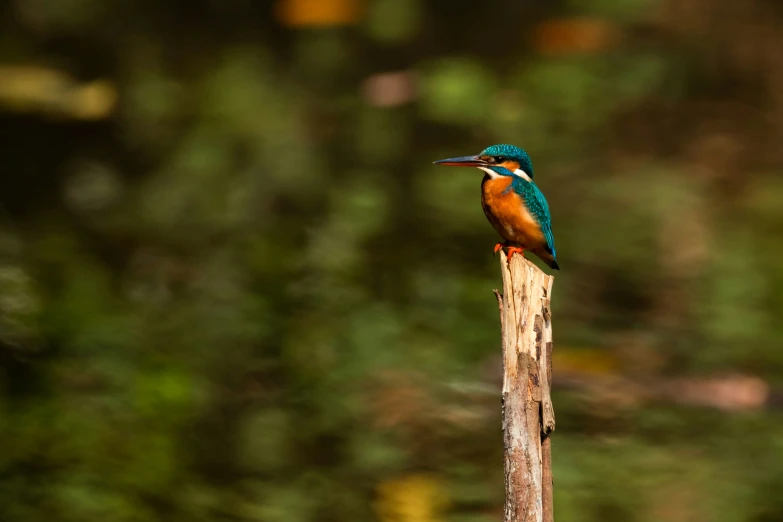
[
  {"xmin": 71, "ymin": 80, "xmax": 117, "ymax": 120},
  {"xmin": 553, "ymin": 347, "xmax": 619, "ymax": 375},
  {"xmin": 375, "ymin": 474, "xmax": 448, "ymax": 522},
  {"xmin": 0, "ymin": 66, "xmax": 116, "ymax": 120}
]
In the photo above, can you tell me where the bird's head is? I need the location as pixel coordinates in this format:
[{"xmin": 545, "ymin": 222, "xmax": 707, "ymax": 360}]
[{"xmin": 434, "ymin": 144, "xmax": 534, "ymax": 181}]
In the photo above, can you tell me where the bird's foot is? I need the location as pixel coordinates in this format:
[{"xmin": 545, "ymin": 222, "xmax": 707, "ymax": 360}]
[
  {"xmin": 506, "ymin": 246, "xmax": 525, "ymax": 259},
  {"xmin": 493, "ymin": 242, "xmax": 525, "ymax": 260}
]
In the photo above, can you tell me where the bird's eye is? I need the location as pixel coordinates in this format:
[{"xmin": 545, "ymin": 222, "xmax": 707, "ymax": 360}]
[{"xmin": 494, "ymin": 156, "xmax": 505, "ymax": 163}]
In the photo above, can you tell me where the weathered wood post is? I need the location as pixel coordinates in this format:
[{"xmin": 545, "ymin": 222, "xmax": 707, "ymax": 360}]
[{"xmin": 493, "ymin": 251, "xmax": 555, "ymax": 522}]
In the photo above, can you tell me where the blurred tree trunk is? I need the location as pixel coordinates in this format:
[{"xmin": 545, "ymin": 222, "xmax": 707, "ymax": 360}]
[{"xmin": 494, "ymin": 253, "xmax": 555, "ymax": 522}]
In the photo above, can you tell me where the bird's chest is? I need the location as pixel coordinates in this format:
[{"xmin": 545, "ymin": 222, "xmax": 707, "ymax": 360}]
[{"xmin": 481, "ymin": 176, "xmax": 543, "ymax": 245}]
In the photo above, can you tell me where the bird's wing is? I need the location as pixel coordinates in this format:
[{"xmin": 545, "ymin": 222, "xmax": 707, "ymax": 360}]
[{"xmin": 521, "ymin": 183, "xmax": 556, "ymax": 257}]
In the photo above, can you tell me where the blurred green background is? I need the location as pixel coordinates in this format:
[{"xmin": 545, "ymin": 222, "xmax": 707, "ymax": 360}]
[{"xmin": 2, "ymin": 0, "xmax": 783, "ymax": 520}]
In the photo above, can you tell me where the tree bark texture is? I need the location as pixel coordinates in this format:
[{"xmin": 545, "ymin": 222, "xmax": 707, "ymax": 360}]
[{"xmin": 494, "ymin": 251, "xmax": 555, "ymax": 522}]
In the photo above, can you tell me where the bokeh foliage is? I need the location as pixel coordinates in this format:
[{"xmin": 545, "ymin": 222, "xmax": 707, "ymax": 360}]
[{"xmin": 2, "ymin": 0, "xmax": 783, "ymax": 521}]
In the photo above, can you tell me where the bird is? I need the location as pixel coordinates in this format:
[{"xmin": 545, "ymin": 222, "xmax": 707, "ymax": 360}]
[{"xmin": 434, "ymin": 144, "xmax": 559, "ymax": 270}]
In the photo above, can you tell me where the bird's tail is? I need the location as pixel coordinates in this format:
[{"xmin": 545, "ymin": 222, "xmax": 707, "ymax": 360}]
[{"xmin": 540, "ymin": 251, "xmax": 559, "ymax": 270}]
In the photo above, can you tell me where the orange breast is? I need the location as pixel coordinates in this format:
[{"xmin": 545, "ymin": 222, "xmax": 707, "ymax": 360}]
[{"xmin": 481, "ymin": 177, "xmax": 546, "ymax": 249}]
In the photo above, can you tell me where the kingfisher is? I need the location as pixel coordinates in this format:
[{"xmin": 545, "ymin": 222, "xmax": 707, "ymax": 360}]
[{"xmin": 434, "ymin": 144, "xmax": 559, "ymax": 270}]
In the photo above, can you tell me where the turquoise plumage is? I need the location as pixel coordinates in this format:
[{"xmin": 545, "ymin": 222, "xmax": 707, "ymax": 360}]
[{"xmin": 481, "ymin": 144, "xmax": 534, "ymax": 178}]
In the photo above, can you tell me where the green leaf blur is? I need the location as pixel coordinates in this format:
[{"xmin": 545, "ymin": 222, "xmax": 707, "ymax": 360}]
[{"xmin": 1, "ymin": 0, "xmax": 783, "ymax": 521}]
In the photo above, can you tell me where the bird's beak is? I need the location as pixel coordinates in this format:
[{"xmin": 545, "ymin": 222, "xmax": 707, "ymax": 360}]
[{"xmin": 433, "ymin": 155, "xmax": 486, "ymax": 167}]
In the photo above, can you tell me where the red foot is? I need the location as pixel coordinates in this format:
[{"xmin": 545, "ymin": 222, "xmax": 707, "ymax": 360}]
[
  {"xmin": 493, "ymin": 242, "xmax": 525, "ymax": 260},
  {"xmin": 506, "ymin": 247, "xmax": 525, "ymax": 259}
]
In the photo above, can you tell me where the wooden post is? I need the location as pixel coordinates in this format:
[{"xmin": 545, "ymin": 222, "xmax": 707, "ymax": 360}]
[{"xmin": 493, "ymin": 251, "xmax": 555, "ymax": 522}]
